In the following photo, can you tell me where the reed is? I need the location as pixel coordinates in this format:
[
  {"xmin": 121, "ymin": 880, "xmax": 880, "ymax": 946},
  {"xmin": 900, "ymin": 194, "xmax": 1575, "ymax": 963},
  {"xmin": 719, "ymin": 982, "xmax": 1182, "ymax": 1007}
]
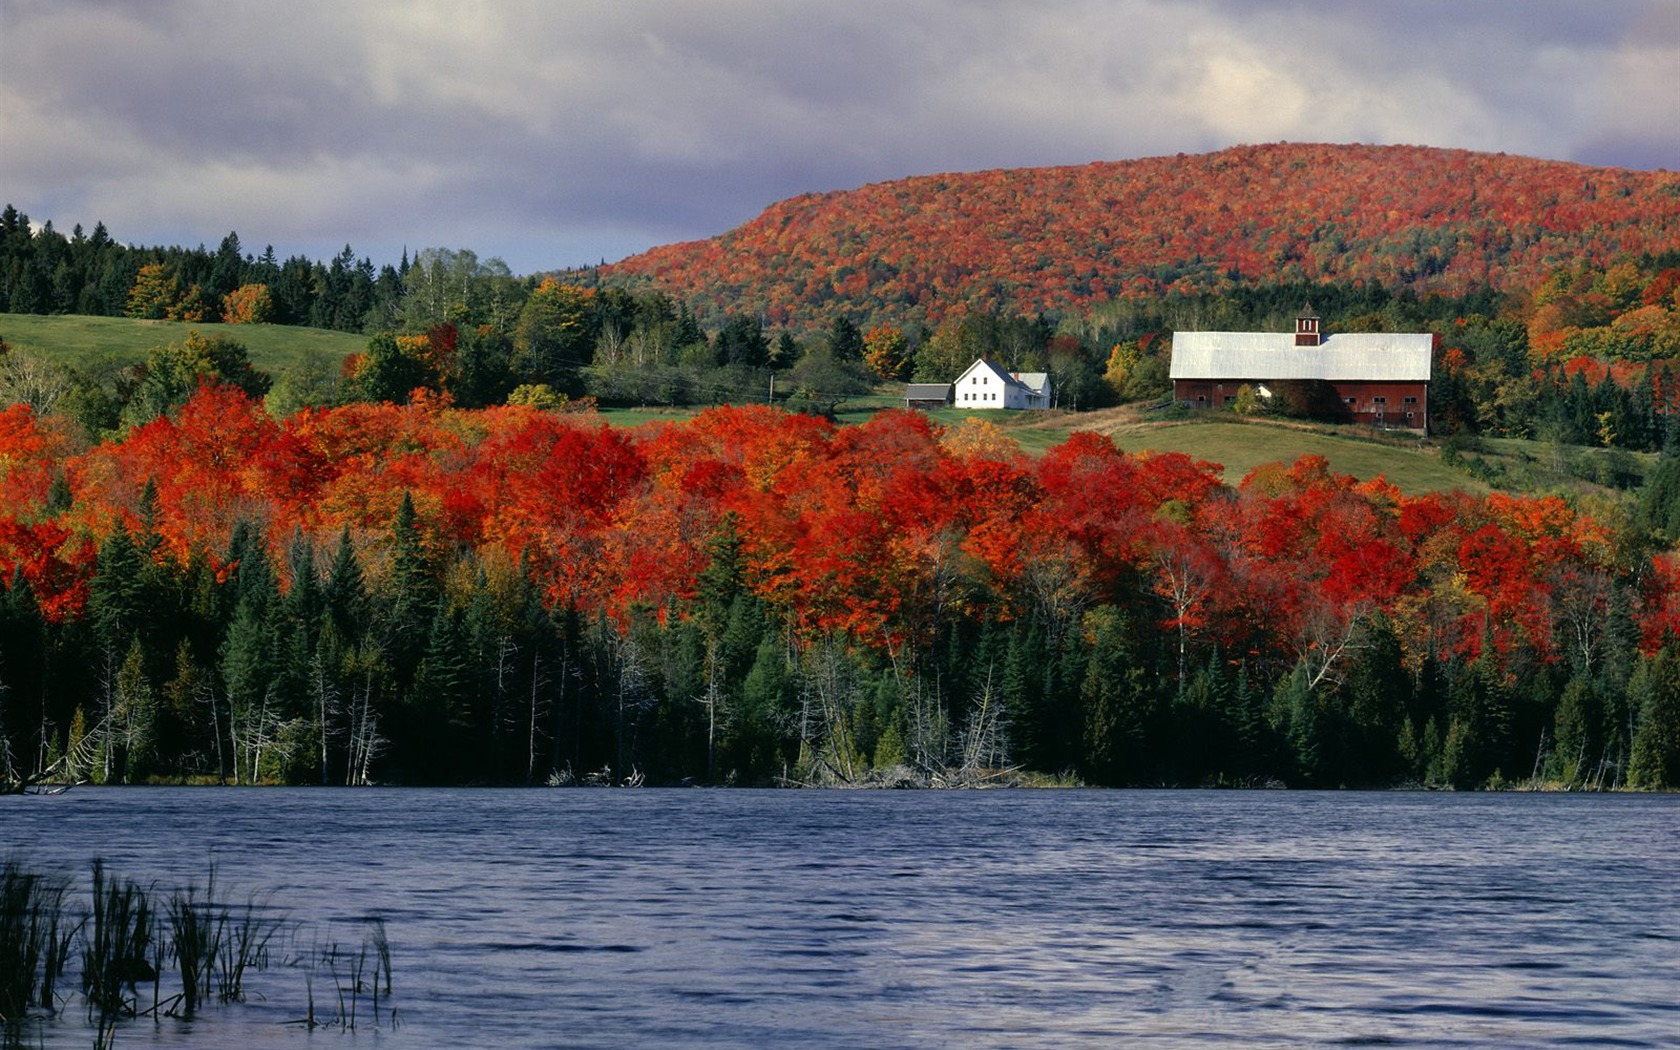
[
  {"xmin": 165, "ymin": 864, "xmax": 282, "ymax": 1018},
  {"xmin": 303, "ymin": 916, "xmax": 394, "ymax": 1032},
  {"xmin": 2, "ymin": 859, "xmax": 393, "ymax": 1046},
  {"xmin": 164, "ymin": 876, "xmax": 214, "ymax": 1018},
  {"xmin": 81, "ymin": 861, "xmax": 158, "ymax": 1024},
  {"xmin": 80, "ymin": 860, "xmax": 163, "ymax": 1050},
  {"xmin": 367, "ymin": 916, "xmax": 392, "ymax": 1009},
  {"xmin": 0, "ymin": 861, "xmax": 72, "ymax": 1025},
  {"xmin": 214, "ymin": 892, "xmax": 277, "ymax": 1003}
]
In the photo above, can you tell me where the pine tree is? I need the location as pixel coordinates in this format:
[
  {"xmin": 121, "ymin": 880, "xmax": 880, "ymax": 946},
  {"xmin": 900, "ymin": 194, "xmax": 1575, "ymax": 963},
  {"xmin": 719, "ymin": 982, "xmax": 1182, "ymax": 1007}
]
[
  {"xmin": 386, "ymin": 492, "xmax": 438, "ymax": 686},
  {"xmin": 407, "ymin": 604, "xmax": 474, "ymax": 782},
  {"xmin": 1629, "ymin": 645, "xmax": 1680, "ymax": 789},
  {"xmin": 1080, "ymin": 606, "xmax": 1151, "ymax": 784}
]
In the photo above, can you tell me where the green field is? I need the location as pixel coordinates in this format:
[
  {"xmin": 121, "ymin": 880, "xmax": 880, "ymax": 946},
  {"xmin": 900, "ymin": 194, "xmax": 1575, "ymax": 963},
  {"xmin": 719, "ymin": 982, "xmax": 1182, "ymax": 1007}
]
[
  {"xmin": 0, "ymin": 313, "xmax": 367, "ymax": 374},
  {"xmin": 1103, "ymin": 419, "xmax": 1475, "ymax": 493},
  {"xmin": 599, "ymin": 399, "xmax": 1646, "ymax": 499}
]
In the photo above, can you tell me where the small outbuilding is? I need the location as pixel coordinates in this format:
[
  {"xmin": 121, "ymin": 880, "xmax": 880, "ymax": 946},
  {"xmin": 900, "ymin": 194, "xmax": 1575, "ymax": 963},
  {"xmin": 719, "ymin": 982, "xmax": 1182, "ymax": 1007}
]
[
  {"xmin": 903, "ymin": 383, "xmax": 954, "ymax": 409},
  {"xmin": 1169, "ymin": 307, "xmax": 1432, "ymax": 431}
]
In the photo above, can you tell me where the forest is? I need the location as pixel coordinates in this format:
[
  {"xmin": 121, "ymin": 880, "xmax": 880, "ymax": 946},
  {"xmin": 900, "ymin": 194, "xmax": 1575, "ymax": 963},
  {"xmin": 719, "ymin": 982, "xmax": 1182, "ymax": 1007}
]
[
  {"xmin": 6, "ymin": 174, "xmax": 1680, "ymax": 789},
  {"xmin": 0, "ymin": 389, "xmax": 1678, "ymax": 790}
]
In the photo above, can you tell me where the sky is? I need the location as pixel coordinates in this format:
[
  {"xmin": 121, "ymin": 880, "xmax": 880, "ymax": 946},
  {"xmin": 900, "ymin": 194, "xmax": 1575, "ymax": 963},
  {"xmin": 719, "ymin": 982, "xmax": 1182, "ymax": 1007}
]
[{"xmin": 4, "ymin": 0, "xmax": 1680, "ymax": 276}]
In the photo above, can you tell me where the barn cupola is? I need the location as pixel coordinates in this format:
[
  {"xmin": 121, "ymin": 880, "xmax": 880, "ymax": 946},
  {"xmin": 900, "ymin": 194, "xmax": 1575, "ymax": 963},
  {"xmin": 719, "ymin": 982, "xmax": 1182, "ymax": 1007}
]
[{"xmin": 1295, "ymin": 304, "xmax": 1322, "ymax": 347}]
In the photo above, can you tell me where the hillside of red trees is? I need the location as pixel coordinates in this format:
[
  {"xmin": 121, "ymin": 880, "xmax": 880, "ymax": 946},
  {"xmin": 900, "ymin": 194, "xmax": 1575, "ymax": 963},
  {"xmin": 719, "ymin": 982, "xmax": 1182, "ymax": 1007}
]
[
  {"xmin": 3, "ymin": 392, "xmax": 1679, "ymax": 790},
  {"xmin": 600, "ymin": 143, "xmax": 1680, "ymax": 331}
]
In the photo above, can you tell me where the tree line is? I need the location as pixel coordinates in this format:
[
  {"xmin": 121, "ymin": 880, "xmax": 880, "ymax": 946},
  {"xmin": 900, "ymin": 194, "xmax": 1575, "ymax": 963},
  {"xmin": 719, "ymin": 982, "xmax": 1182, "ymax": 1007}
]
[
  {"xmin": 9, "ymin": 202, "xmax": 1680, "ymax": 454},
  {"xmin": 2, "ymin": 393, "xmax": 1679, "ymax": 790}
]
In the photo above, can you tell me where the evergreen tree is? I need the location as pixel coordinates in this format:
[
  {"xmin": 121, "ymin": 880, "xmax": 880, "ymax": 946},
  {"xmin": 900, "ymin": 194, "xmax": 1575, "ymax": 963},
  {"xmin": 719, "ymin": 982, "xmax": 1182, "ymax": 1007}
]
[
  {"xmin": 714, "ymin": 315, "xmax": 770, "ymax": 368},
  {"xmin": 323, "ymin": 526, "xmax": 369, "ymax": 641},
  {"xmin": 88, "ymin": 524, "xmax": 144, "ymax": 659},
  {"xmin": 385, "ymin": 492, "xmax": 439, "ymax": 687},
  {"xmin": 0, "ymin": 573, "xmax": 48, "ymax": 782},
  {"xmin": 407, "ymin": 604, "xmax": 475, "ymax": 782},
  {"xmin": 728, "ymin": 634, "xmax": 795, "ymax": 781},
  {"xmin": 1080, "ymin": 606, "xmax": 1152, "ymax": 784},
  {"xmin": 828, "ymin": 316, "xmax": 865, "ymax": 363},
  {"xmin": 1629, "ymin": 645, "xmax": 1680, "ymax": 789}
]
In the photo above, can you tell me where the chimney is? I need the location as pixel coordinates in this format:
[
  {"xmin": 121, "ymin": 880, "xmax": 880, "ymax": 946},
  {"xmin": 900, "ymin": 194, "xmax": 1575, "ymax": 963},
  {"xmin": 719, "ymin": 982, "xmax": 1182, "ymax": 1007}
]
[{"xmin": 1295, "ymin": 304, "xmax": 1321, "ymax": 347}]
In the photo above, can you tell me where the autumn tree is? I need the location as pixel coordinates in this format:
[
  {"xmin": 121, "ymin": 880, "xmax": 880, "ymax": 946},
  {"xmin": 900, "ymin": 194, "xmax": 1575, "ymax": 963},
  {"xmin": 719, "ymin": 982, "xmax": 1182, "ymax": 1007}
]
[
  {"xmin": 350, "ymin": 332, "xmax": 437, "ymax": 404},
  {"xmin": 222, "ymin": 283, "xmax": 275, "ymax": 324},
  {"xmin": 863, "ymin": 324, "xmax": 910, "ymax": 381},
  {"xmin": 125, "ymin": 263, "xmax": 178, "ymax": 320},
  {"xmin": 512, "ymin": 279, "xmax": 598, "ymax": 393}
]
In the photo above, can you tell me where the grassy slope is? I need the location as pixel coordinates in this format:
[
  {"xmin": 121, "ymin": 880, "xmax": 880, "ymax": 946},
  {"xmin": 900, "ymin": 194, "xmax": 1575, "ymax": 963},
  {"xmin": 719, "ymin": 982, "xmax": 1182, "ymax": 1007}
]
[
  {"xmin": 1023, "ymin": 408, "xmax": 1652, "ymax": 499},
  {"xmin": 0, "ymin": 314, "xmax": 367, "ymax": 374},
  {"xmin": 601, "ymin": 400, "xmax": 1490, "ymax": 495},
  {"xmin": 1071, "ymin": 413, "xmax": 1478, "ymax": 494},
  {"xmin": 601, "ymin": 397, "xmax": 1647, "ymax": 500}
]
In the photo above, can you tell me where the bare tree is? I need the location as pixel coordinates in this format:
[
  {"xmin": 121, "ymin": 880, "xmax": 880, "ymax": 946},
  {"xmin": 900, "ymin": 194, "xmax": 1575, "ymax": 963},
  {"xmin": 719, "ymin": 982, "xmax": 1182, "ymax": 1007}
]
[{"xmin": 0, "ymin": 345, "xmax": 71, "ymax": 413}]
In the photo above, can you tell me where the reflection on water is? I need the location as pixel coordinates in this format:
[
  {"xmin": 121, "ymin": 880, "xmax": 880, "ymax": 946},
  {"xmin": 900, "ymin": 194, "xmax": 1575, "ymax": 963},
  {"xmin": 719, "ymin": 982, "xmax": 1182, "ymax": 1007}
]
[{"xmin": 4, "ymin": 788, "xmax": 1677, "ymax": 1048}]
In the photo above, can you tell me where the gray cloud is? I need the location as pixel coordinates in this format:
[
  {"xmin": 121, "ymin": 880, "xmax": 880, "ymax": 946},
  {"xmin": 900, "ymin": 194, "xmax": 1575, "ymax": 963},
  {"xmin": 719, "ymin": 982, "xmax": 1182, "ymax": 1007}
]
[{"xmin": 3, "ymin": 0, "xmax": 1677, "ymax": 274}]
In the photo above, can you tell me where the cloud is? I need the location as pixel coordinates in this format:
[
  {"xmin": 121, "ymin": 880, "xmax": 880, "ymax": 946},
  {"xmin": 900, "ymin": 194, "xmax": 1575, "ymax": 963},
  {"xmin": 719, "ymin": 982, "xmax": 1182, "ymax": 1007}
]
[{"xmin": 2, "ymin": 0, "xmax": 1677, "ymax": 274}]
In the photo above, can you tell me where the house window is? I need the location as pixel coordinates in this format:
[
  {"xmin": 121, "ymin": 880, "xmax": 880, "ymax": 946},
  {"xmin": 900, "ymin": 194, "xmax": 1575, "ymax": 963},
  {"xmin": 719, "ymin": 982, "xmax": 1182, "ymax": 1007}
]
[
  {"xmin": 1373, "ymin": 396, "xmax": 1387, "ymax": 405},
  {"xmin": 1196, "ymin": 395, "xmax": 1206, "ymax": 403},
  {"xmin": 1344, "ymin": 397, "xmax": 1356, "ymax": 406},
  {"xmin": 1403, "ymin": 396, "xmax": 1418, "ymax": 405}
]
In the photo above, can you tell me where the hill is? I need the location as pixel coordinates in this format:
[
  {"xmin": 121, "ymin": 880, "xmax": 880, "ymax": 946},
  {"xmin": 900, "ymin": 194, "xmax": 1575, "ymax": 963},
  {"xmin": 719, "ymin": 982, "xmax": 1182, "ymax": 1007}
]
[{"xmin": 600, "ymin": 143, "xmax": 1680, "ymax": 330}]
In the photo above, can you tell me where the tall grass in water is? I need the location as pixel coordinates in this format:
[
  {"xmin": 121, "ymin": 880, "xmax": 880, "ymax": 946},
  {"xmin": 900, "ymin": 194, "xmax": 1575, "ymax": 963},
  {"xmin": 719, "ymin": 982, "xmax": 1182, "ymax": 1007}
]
[
  {"xmin": 306, "ymin": 916, "xmax": 396, "ymax": 1031},
  {"xmin": 0, "ymin": 861, "xmax": 75, "ymax": 1028},
  {"xmin": 366, "ymin": 915, "xmax": 393, "ymax": 1028},
  {"xmin": 3, "ymin": 859, "xmax": 391, "ymax": 1047},
  {"xmin": 165, "ymin": 865, "xmax": 281, "ymax": 1019},
  {"xmin": 163, "ymin": 875, "xmax": 213, "ymax": 1019},
  {"xmin": 214, "ymin": 890, "xmax": 277, "ymax": 1004},
  {"xmin": 81, "ymin": 861, "xmax": 159, "ymax": 1048}
]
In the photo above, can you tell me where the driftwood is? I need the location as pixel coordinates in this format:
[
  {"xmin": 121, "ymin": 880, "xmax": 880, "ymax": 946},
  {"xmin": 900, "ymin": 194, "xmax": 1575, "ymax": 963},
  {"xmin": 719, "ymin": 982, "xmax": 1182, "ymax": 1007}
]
[
  {"xmin": 547, "ymin": 764, "xmax": 646, "ymax": 788},
  {"xmin": 778, "ymin": 762, "xmax": 1027, "ymax": 789},
  {"xmin": 1, "ymin": 754, "xmax": 77, "ymax": 795}
]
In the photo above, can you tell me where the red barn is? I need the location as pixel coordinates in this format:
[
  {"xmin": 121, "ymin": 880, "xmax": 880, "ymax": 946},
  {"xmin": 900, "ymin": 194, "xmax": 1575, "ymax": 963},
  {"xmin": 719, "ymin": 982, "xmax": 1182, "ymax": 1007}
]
[{"xmin": 1169, "ymin": 308, "xmax": 1432, "ymax": 432}]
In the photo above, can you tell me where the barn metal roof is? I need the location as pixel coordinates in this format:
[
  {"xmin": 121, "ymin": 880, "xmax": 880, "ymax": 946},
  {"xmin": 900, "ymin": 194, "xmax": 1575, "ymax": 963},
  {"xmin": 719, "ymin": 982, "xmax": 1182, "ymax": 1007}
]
[{"xmin": 1169, "ymin": 332, "xmax": 1433, "ymax": 382}]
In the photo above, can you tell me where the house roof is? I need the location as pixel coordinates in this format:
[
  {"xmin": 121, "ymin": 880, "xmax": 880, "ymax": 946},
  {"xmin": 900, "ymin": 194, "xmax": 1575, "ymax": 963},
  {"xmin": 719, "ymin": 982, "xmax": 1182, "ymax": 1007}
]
[
  {"xmin": 955, "ymin": 358, "xmax": 1014, "ymax": 386},
  {"xmin": 1169, "ymin": 331, "xmax": 1432, "ymax": 382},
  {"xmin": 955, "ymin": 359, "xmax": 1053, "ymax": 396},
  {"xmin": 1012, "ymin": 372, "xmax": 1051, "ymax": 396},
  {"xmin": 904, "ymin": 383, "xmax": 952, "ymax": 399}
]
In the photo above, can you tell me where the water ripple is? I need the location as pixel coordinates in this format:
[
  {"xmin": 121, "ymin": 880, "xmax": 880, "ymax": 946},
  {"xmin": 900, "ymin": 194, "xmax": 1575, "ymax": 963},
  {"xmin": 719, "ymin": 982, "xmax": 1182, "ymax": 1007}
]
[{"xmin": 3, "ymin": 787, "xmax": 1676, "ymax": 1049}]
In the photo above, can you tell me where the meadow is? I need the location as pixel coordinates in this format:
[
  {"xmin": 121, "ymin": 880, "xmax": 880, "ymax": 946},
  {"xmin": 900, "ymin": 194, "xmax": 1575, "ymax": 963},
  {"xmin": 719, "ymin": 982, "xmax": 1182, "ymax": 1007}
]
[{"xmin": 0, "ymin": 313, "xmax": 367, "ymax": 375}]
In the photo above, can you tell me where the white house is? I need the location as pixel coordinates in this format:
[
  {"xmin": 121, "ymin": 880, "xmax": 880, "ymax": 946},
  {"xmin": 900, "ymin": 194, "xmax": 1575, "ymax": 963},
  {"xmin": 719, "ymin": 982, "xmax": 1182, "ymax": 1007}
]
[{"xmin": 952, "ymin": 359, "xmax": 1052, "ymax": 410}]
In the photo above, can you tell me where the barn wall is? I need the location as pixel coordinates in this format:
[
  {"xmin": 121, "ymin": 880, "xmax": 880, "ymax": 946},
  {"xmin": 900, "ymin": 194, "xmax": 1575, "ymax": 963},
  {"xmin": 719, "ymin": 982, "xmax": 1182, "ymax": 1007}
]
[{"xmin": 1173, "ymin": 379, "xmax": 1429, "ymax": 431}]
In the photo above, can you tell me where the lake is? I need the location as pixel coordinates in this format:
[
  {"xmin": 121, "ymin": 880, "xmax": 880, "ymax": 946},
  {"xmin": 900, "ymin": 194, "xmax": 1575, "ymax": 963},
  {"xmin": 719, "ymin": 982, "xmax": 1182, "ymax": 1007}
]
[{"xmin": 3, "ymin": 788, "xmax": 1677, "ymax": 1048}]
